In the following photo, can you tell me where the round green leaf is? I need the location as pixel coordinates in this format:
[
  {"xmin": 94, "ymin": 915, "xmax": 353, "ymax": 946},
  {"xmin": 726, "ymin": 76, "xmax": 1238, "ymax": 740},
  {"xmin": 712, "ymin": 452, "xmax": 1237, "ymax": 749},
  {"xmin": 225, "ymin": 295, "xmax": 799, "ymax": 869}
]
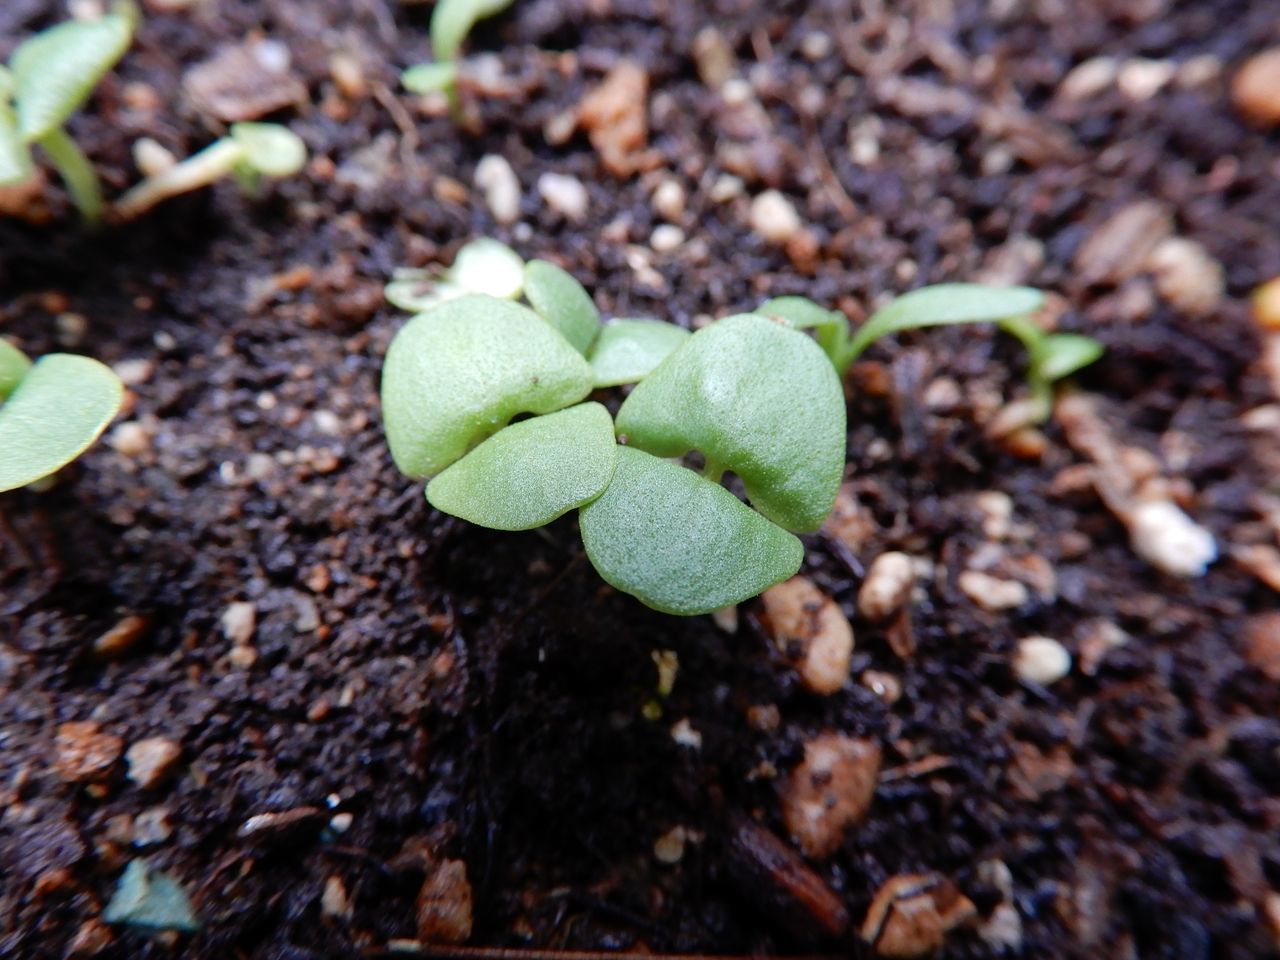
[
  {"xmin": 402, "ymin": 61, "xmax": 458, "ymax": 95},
  {"xmin": 0, "ymin": 353, "xmax": 123, "ymax": 493},
  {"xmin": 615, "ymin": 314, "xmax": 845, "ymax": 533},
  {"xmin": 0, "ymin": 338, "xmax": 32, "ymax": 399},
  {"xmin": 843, "ymin": 284, "xmax": 1044, "ymax": 366},
  {"xmin": 12, "ymin": 12, "xmax": 133, "ymax": 141},
  {"xmin": 523, "ymin": 259, "xmax": 601, "ymax": 354},
  {"xmin": 452, "ymin": 238, "xmax": 525, "ymax": 300},
  {"xmin": 587, "ymin": 319, "xmax": 690, "ymax": 387},
  {"xmin": 381, "ymin": 295, "xmax": 593, "ymax": 478},
  {"xmin": 1032, "ymin": 333, "xmax": 1105, "ymax": 383},
  {"xmin": 426, "ymin": 402, "xmax": 617, "ymax": 530},
  {"xmin": 229, "ymin": 123, "xmax": 307, "ymax": 177},
  {"xmin": 430, "ymin": 0, "xmax": 516, "ymax": 61},
  {"xmin": 580, "ymin": 447, "xmax": 803, "ymax": 616}
]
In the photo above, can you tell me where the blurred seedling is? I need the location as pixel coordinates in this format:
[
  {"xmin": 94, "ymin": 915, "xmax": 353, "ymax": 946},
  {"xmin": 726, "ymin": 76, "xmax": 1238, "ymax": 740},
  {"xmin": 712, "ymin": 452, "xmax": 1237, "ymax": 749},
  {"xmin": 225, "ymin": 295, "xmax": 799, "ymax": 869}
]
[
  {"xmin": 0, "ymin": 2, "xmax": 137, "ymax": 225},
  {"xmin": 114, "ymin": 122, "xmax": 307, "ymax": 221},
  {"xmin": 761, "ymin": 285, "xmax": 1104, "ymax": 422},
  {"xmin": 401, "ymin": 0, "xmax": 516, "ymax": 117},
  {"xmin": 0, "ymin": 339, "xmax": 123, "ymax": 493}
]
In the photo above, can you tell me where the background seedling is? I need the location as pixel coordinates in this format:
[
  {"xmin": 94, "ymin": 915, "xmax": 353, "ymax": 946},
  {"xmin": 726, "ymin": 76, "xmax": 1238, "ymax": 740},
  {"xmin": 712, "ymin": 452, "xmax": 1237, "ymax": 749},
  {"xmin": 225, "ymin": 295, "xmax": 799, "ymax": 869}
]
[
  {"xmin": 114, "ymin": 122, "xmax": 307, "ymax": 221},
  {"xmin": 401, "ymin": 0, "xmax": 516, "ymax": 113},
  {"xmin": 0, "ymin": 343, "xmax": 124, "ymax": 493},
  {"xmin": 761, "ymin": 284, "xmax": 1104, "ymax": 421},
  {"xmin": 0, "ymin": 3, "xmax": 136, "ymax": 224}
]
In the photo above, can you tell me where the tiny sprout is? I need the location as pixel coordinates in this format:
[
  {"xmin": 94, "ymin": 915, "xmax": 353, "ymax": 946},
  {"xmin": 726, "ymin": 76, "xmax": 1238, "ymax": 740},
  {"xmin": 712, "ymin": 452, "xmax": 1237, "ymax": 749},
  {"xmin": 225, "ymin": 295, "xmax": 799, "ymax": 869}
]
[
  {"xmin": 760, "ymin": 283, "xmax": 1104, "ymax": 422},
  {"xmin": 0, "ymin": 341, "xmax": 124, "ymax": 493},
  {"xmin": 401, "ymin": 0, "xmax": 515, "ymax": 111},
  {"xmin": 0, "ymin": 2, "xmax": 137, "ymax": 224},
  {"xmin": 114, "ymin": 122, "xmax": 307, "ymax": 221}
]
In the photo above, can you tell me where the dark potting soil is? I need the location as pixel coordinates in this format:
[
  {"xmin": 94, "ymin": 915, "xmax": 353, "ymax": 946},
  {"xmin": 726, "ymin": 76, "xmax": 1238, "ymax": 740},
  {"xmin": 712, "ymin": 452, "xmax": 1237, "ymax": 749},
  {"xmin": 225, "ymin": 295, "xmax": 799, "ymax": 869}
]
[{"xmin": 1, "ymin": 1, "xmax": 1279, "ymax": 957}]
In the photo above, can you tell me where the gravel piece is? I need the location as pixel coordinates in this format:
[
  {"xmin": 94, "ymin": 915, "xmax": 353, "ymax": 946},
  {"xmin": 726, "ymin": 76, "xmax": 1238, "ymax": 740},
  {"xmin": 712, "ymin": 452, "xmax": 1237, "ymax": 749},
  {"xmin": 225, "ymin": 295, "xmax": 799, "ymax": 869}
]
[
  {"xmin": 1074, "ymin": 201, "xmax": 1173, "ymax": 286},
  {"xmin": 861, "ymin": 873, "xmax": 976, "ymax": 958},
  {"xmin": 761, "ymin": 576, "xmax": 854, "ymax": 695},
  {"xmin": 125, "ymin": 738, "xmax": 182, "ymax": 790},
  {"xmin": 55, "ymin": 722, "xmax": 123, "ymax": 783},
  {"xmin": 1146, "ymin": 237, "xmax": 1224, "ymax": 317},
  {"xmin": 183, "ymin": 40, "xmax": 305, "ymax": 122},
  {"xmin": 417, "ymin": 860, "xmax": 473, "ymax": 944},
  {"xmin": 474, "ymin": 155, "xmax": 520, "ymax": 225},
  {"xmin": 857, "ymin": 552, "xmax": 915, "ymax": 621},
  {"xmin": 536, "ymin": 172, "xmax": 588, "ymax": 221},
  {"xmin": 220, "ymin": 602, "xmax": 256, "ymax": 645},
  {"xmin": 749, "ymin": 189, "xmax": 802, "ymax": 244},
  {"xmin": 1012, "ymin": 637, "xmax": 1072, "ymax": 686},
  {"xmin": 780, "ymin": 733, "xmax": 881, "ymax": 859},
  {"xmin": 958, "ymin": 570, "xmax": 1029, "ymax": 611},
  {"xmin": 1233, "ymin": 48, "xmax": 1280, "ymax": 126}
]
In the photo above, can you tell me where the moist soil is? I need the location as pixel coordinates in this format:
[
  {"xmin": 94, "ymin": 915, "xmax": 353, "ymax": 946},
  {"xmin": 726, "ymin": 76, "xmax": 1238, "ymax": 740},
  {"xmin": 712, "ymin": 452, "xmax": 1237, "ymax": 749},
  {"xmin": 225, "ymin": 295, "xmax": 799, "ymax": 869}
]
[{"xmin": 2, "ymin": 1, "xmax": 1279, "ymax": 957}]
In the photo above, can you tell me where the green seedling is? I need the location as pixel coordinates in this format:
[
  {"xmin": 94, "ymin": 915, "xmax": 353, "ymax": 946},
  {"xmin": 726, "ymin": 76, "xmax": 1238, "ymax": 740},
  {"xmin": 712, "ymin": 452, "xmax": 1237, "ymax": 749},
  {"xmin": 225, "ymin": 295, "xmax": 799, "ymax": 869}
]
[
  {"xmin": 0, "ymin": 340, "xmax": 124, "ymax": 493},
  {"xmin": 760, "ymin": 284, "xmax": 1104, "ymax": 421},
  {"xmin": 381, "ymin": 245, "xmax": 846, "ymax": 614},
  {"xmin": 401, "ymin": 0, "xmax": 516, "ymax": 112},
  {"xmin": 113, "ymin": 122, "xmax": 307, "ymax": 221},
  {"xmin": 0, "ymin": 3, "xmax": 137, "ymax": 224}
]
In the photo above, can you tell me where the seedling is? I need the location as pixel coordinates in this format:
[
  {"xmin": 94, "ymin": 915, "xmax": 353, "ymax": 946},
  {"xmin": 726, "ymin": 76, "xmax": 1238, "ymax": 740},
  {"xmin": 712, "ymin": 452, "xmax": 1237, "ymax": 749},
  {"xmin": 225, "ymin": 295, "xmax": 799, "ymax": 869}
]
[
  {"xmin": 113, "ymin": 122, "xmax": 307, "ymax": 221},
  {"xmin": 0, "ymin": 340, "xmax": 124, "ymax": 493},
  {"xmin": 760, "ymin": 284, "xmax": 1103, "ymax": 421},
  {"xmin": 0, "ymin": 3, "xmax": 137, "ymax": 224},
  {"xmin": 381, "ymin": 244, "xmax": 845, "ymax": 614},
  {"xmin": 401, "ymin": 0, "xmax": 516, "ymax": 112}
]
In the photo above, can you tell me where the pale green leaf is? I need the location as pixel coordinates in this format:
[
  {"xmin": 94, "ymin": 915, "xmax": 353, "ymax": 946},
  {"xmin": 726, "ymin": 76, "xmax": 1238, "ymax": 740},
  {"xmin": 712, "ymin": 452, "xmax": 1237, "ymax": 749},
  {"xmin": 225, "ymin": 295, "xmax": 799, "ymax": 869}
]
[
  {"xmin": 402, "ymin": 61, "xmax": 458, "ymax": 94},
  {"xmin": 615, "ymin": 314, "xmax": 845, "ymax": 533},
  {"xmin": 843, "ymin": 284, "xmax": 1045, "ymax": 366},
  {"xmin": 103, "ymin": 860, "xmax": 200, "ymax": 933},
  {"xmin": 0, "ymin": 353, "xmax": 123, "ymax": 492},
  {"xmin": 758, "ymin": 296, "xmax": 847, "ymax": 359},
  {"xmin": 0, "ymin": 339, "xmax": 32, "ymax": 399},
  {"xmin": 229, "ymin": 123, "xmax": 307, "ymax": 177},
  {"xmin": 587, "ymin": 319, "xmax": 690, "ymax": 387},
  {"xmin": 426, "ymin": 402, "xmax": 617, "ymax": 530},
  {"xmin": 12, "ymin": 12, "xmax": 133, "ymax": 141},
  {"xmin": 384, "ymin": 270, "xmax": 463, "ymax": 313},
  {"xmin": 381, "ymin": 295, "xmax": 593, "ymax": 478},
  {"xmin": 1032, "ymin": 333, "xmax": 1104, "ymax": 383},
  {"xmin": 0, "ymin": 105, "xmax": 33, "ymax": 185},
  {"xmin": 523, "ymin": 259, "xmax": 601, "ymax": 354},
  {"xmin": 580, "ymin": 447, "xmax": 803, "ymax": 616},
  {"xmin": 430, "ymin": 0, "xmax": 516, "ymax": 61},
  {"xmin": 451, "ymin": 238, "xmax": 524, "ymax": 300}
]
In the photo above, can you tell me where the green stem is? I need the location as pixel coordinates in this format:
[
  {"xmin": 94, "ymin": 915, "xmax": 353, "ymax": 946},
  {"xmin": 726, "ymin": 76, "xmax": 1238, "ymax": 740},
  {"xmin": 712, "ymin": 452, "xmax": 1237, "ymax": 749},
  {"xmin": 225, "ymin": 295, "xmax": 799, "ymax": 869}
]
[
  {"xmin": 702, "ymin": 457, "xmax": 725, "ymax": 484},
  {"xmin": 37, "ymin": 128, "xmax": 102, "ymax": 226}
]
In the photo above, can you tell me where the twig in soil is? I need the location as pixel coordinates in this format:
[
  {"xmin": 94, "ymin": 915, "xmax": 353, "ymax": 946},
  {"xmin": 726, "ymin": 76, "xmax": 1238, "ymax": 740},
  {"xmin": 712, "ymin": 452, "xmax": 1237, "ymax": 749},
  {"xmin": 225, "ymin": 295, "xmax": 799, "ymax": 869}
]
[
  {"xmin": 820, "ymin": 531, "xmax": 864, "ymax": 578},
  {"xmin": 879, "ymin": 754, "xmax": 954, "ymax": 783},
  {"xmin": 374, "ymin": 82, "xmax": 425, "ymax": 179},
  {"xmin": 800, "ymin": 114, "xmax": 858, "ymax": 223}
]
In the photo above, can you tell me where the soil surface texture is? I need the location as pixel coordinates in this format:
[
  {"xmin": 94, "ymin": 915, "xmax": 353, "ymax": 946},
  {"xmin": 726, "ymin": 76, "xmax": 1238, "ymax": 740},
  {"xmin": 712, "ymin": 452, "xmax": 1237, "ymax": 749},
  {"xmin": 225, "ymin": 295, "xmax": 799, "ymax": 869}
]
[{"xmin": 2, "ymin": 1, "xmax": 1279, "ymax": 958}]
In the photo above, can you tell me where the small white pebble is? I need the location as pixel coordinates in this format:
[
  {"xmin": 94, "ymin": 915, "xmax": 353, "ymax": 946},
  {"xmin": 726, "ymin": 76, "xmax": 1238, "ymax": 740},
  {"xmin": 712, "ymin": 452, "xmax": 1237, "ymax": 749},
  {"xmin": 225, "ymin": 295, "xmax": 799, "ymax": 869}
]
[
  {"xmin": 109, "ymin": 422, "xmax": 151, "ymax": 457},
  {"xmin": 750, "ymin": 189, "xmax": 802, "ymax": 244},
  {"xmin": 653, "ymin": 826, "xmax": 686, "ymax": 864},
  {"xmin": 651, "ymin": 178, "xmax": 686, "ymax": 221},
  {"xmin": 650, "ymin": 224, "xmax": 685, "ymax": 253},
  {"xmin": 1127, "ymin": 500, "xmax": 1217, "ymax": 577},
  {"xmin": 1059, "ymin": 57, "xmax": 1118, "ymax": 101},
  {"xmin": 475, "ymin": 154, "xmax": 521, "ymax": 225},
  {"xmin": 537, "ymin": 172, "xmax": 588, "ymax": 222},
  {"xmin": 709, "ymin": 174, "xmax": 744, "ymax": 203},
  {"xmin": 228, "ymin": 645, "xmax": 258, "ymax": 669},
  {"xmin": 801, "ymin": 32, "xmax": 833, "ymax": 61},
  {"xmin": 1013, "ymin": 636, "xmax": 1072, "ymax": 686},
  {"xmin": 857, "ymin": 552, "xmax": 915, "ymax": 621},
  {"xmin": 313, "ymin": 409, "xmax": 342, "ymax": 436},
  {"xmin": 329, "ymin": 811, "xmax": 354, "ymax": 833},
  {"xmin": 670, "ymin": 718, "xmax": 702, "ymax": 749},
  {"xmin": 220, "ymin": 601, "xmax": 256, "ymax": 645},
  {"xmin": 958, "ymin": 570, "xmax": 1029, "ymax": 611},
  {"xmin": 711, "ymin": 605, "xmax": 738, "ymax": 634},
  {"xmin": 1117, "ymin": 58, "xmax": 1176, "ymax": 102},
  {"xmin": 114, "ymin": 357, "xmax": 155, "ymax": 385},
  {"xmin": 973, "ymin": 491, "xmax": 1014, "ymax": 540}
]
